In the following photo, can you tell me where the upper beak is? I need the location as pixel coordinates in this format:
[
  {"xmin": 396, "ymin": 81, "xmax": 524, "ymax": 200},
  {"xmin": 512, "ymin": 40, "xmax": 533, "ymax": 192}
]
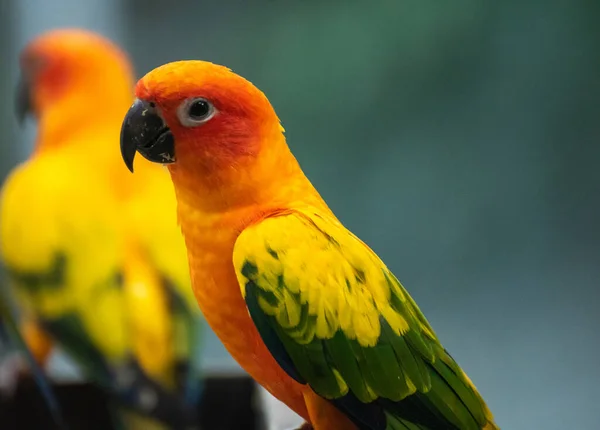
[
  {"xmin": 120, "ymin": 98, "xmax": 175, "ymax": 173},
  {"xmin": 15, "ymin": 74, "xmax": 32, "ymax": 125}
]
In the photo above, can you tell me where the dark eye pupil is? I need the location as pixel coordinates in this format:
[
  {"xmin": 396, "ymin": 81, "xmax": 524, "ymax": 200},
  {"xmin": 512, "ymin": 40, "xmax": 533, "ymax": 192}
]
[{"xmin": 189, "ymin": 100, "xmax": 210, "ymax": 119}]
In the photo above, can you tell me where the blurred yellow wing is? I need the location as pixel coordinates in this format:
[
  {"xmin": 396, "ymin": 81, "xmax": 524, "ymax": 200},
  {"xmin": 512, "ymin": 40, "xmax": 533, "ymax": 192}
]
[
  {"xmin": 0, "ymin": 153, "xmax": 129, "ymax": 374},
  {"xmin": 122, "ymin": 241, "xmax": 174, "ymax": 388},
  {"xmin": 122, "ymin": 159, "xmax": 203, "ymax": 399}
]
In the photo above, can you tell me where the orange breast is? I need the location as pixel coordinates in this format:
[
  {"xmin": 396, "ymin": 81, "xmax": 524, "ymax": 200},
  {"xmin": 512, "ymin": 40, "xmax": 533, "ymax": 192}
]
[{"xmin": 180, "ymin": 207, "xmax": 309, "ymax": 420}]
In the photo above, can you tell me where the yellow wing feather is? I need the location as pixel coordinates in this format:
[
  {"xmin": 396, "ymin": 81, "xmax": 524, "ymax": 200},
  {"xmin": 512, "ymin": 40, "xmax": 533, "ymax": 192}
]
[
  {"xmin": 0, "ymin": 153, "xmax": 129, "ymax": 361},
  {"xmin": 122, "ymin": 241, "xmax": 174, "ymax": 388},
  {"xmin": 234, "ymin": 209, "xmax": 430, "ymax": 348},
  {"xmin": 124, "ymin": 161, "xmax": 198, "ymax": 312}
]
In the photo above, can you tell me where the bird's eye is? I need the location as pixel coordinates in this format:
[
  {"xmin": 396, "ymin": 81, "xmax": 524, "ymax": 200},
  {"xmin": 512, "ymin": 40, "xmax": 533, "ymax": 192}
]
[{"xmin": 177, "ymin": 97, "xmax": 216, "ymax": 127}]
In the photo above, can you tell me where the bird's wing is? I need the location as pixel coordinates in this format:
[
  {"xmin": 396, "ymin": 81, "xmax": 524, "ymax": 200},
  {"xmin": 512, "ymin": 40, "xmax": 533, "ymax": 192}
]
[
  {"xmin": 0, "ymin": 158, "xmax": 128, "ymax": 386},
  {"xmin": 124, "ymin": 164, "xmax": 204, "ymax": 409},
  {"xmin": 233, "ymin": 209, "xmax": 495, "ymax": 430}
]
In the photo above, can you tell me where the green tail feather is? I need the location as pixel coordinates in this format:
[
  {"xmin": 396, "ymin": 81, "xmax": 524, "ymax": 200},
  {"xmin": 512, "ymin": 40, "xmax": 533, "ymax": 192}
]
[{"xmin": 386, "ymin": 412, "xmax": 429, "ymax": 430}]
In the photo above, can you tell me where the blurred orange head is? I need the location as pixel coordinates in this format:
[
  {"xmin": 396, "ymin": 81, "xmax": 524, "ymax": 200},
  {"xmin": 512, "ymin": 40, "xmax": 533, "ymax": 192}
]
[
  {"xmin": 17, "ymin": 28, "xmax": 134, "ymax": 149},
  {"xmin": 120, "ymin": 61, "xmax": 288, "ymax": 182}
]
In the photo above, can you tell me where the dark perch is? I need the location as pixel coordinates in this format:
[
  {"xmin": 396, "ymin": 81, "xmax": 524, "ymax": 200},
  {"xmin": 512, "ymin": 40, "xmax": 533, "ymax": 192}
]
[{"xmin": 0, "ymin": 375, "xmax": 263, "ymax": 430}]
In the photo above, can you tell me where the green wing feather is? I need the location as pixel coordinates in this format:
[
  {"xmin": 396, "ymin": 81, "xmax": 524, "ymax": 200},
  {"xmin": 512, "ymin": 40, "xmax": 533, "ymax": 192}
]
[{"xmin": 234, "ymin": 210, "xmax": 497, "ymax": 430}]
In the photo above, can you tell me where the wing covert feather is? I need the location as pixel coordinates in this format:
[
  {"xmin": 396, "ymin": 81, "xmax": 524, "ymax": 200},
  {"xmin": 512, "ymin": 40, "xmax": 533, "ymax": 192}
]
[{"xmin": 233, "ymin": 210, "xmax": 495, "ymax": 430}]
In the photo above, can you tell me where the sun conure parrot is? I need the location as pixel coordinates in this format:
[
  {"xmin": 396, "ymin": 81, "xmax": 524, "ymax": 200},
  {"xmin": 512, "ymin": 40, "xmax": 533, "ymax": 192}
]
[
  {"xmin": 119, "ymin": 60, "xmax": 499, "ymax": 430},
  {"xmin": 0, "ymin": 30, "xmax": 204, "ymax": 429}
]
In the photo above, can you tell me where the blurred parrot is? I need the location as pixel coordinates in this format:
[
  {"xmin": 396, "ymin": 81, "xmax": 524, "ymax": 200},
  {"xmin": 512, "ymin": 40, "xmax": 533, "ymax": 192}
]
[
  {"xmin": 120, "ymin": 60, "xmax": 499, "ymax": 430},
  {"xmin": 0, "ymin": 30, "xmax": 204, "ymax": 429}
]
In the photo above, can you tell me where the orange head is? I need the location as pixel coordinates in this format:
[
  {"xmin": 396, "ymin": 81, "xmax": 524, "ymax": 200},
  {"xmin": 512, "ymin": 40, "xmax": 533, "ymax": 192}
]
[
  {"xmin": 120, "ymin": 61, "xmax": 298, "ymax": 209},
  {"xmin": 17, "ymin": 28, "xmax": 134, "ymax": 150}
]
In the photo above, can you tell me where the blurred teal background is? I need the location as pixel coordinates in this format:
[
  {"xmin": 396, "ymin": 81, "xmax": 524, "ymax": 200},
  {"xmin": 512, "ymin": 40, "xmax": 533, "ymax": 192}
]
[{"xmin": 1, "ymin": 0, "xmax": 599, "ymax": 428}]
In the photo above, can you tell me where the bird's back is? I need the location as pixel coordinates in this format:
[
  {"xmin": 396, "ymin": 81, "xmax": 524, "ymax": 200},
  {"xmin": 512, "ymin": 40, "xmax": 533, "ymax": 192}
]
[
  {"xmin": 0, "ymin": 148, "xmax": 129, "ymax": 383},
  {"xmin": 120, "ymin": 158, "xmax": 205, "ymax": 420}
]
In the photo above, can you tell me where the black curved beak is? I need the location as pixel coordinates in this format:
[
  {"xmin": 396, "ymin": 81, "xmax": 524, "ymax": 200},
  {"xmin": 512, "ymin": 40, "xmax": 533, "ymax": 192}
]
[
  {"xmin": 15, "ymin": 74, "xmax": 32, "ymax": 125},
  {"xmin": 120, "ymin": 99, "xmax": 175, "ymax": 173}
]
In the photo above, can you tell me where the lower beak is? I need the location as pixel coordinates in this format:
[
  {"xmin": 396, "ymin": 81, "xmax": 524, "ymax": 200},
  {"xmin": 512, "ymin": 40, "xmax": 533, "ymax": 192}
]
[
  {"xmin": 120, "ymin": 98, "xmax": 175, "ymax": 173},
  {"xmin": 15, "ymin": 74, "xmax": 32, "ymax": 124}
]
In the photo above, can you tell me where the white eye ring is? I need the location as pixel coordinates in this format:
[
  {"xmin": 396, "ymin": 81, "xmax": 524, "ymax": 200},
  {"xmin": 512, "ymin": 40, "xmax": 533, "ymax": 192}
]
[{"xmin": 176, "ymin": 97, "xmax": 216, "ymax": 127}]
